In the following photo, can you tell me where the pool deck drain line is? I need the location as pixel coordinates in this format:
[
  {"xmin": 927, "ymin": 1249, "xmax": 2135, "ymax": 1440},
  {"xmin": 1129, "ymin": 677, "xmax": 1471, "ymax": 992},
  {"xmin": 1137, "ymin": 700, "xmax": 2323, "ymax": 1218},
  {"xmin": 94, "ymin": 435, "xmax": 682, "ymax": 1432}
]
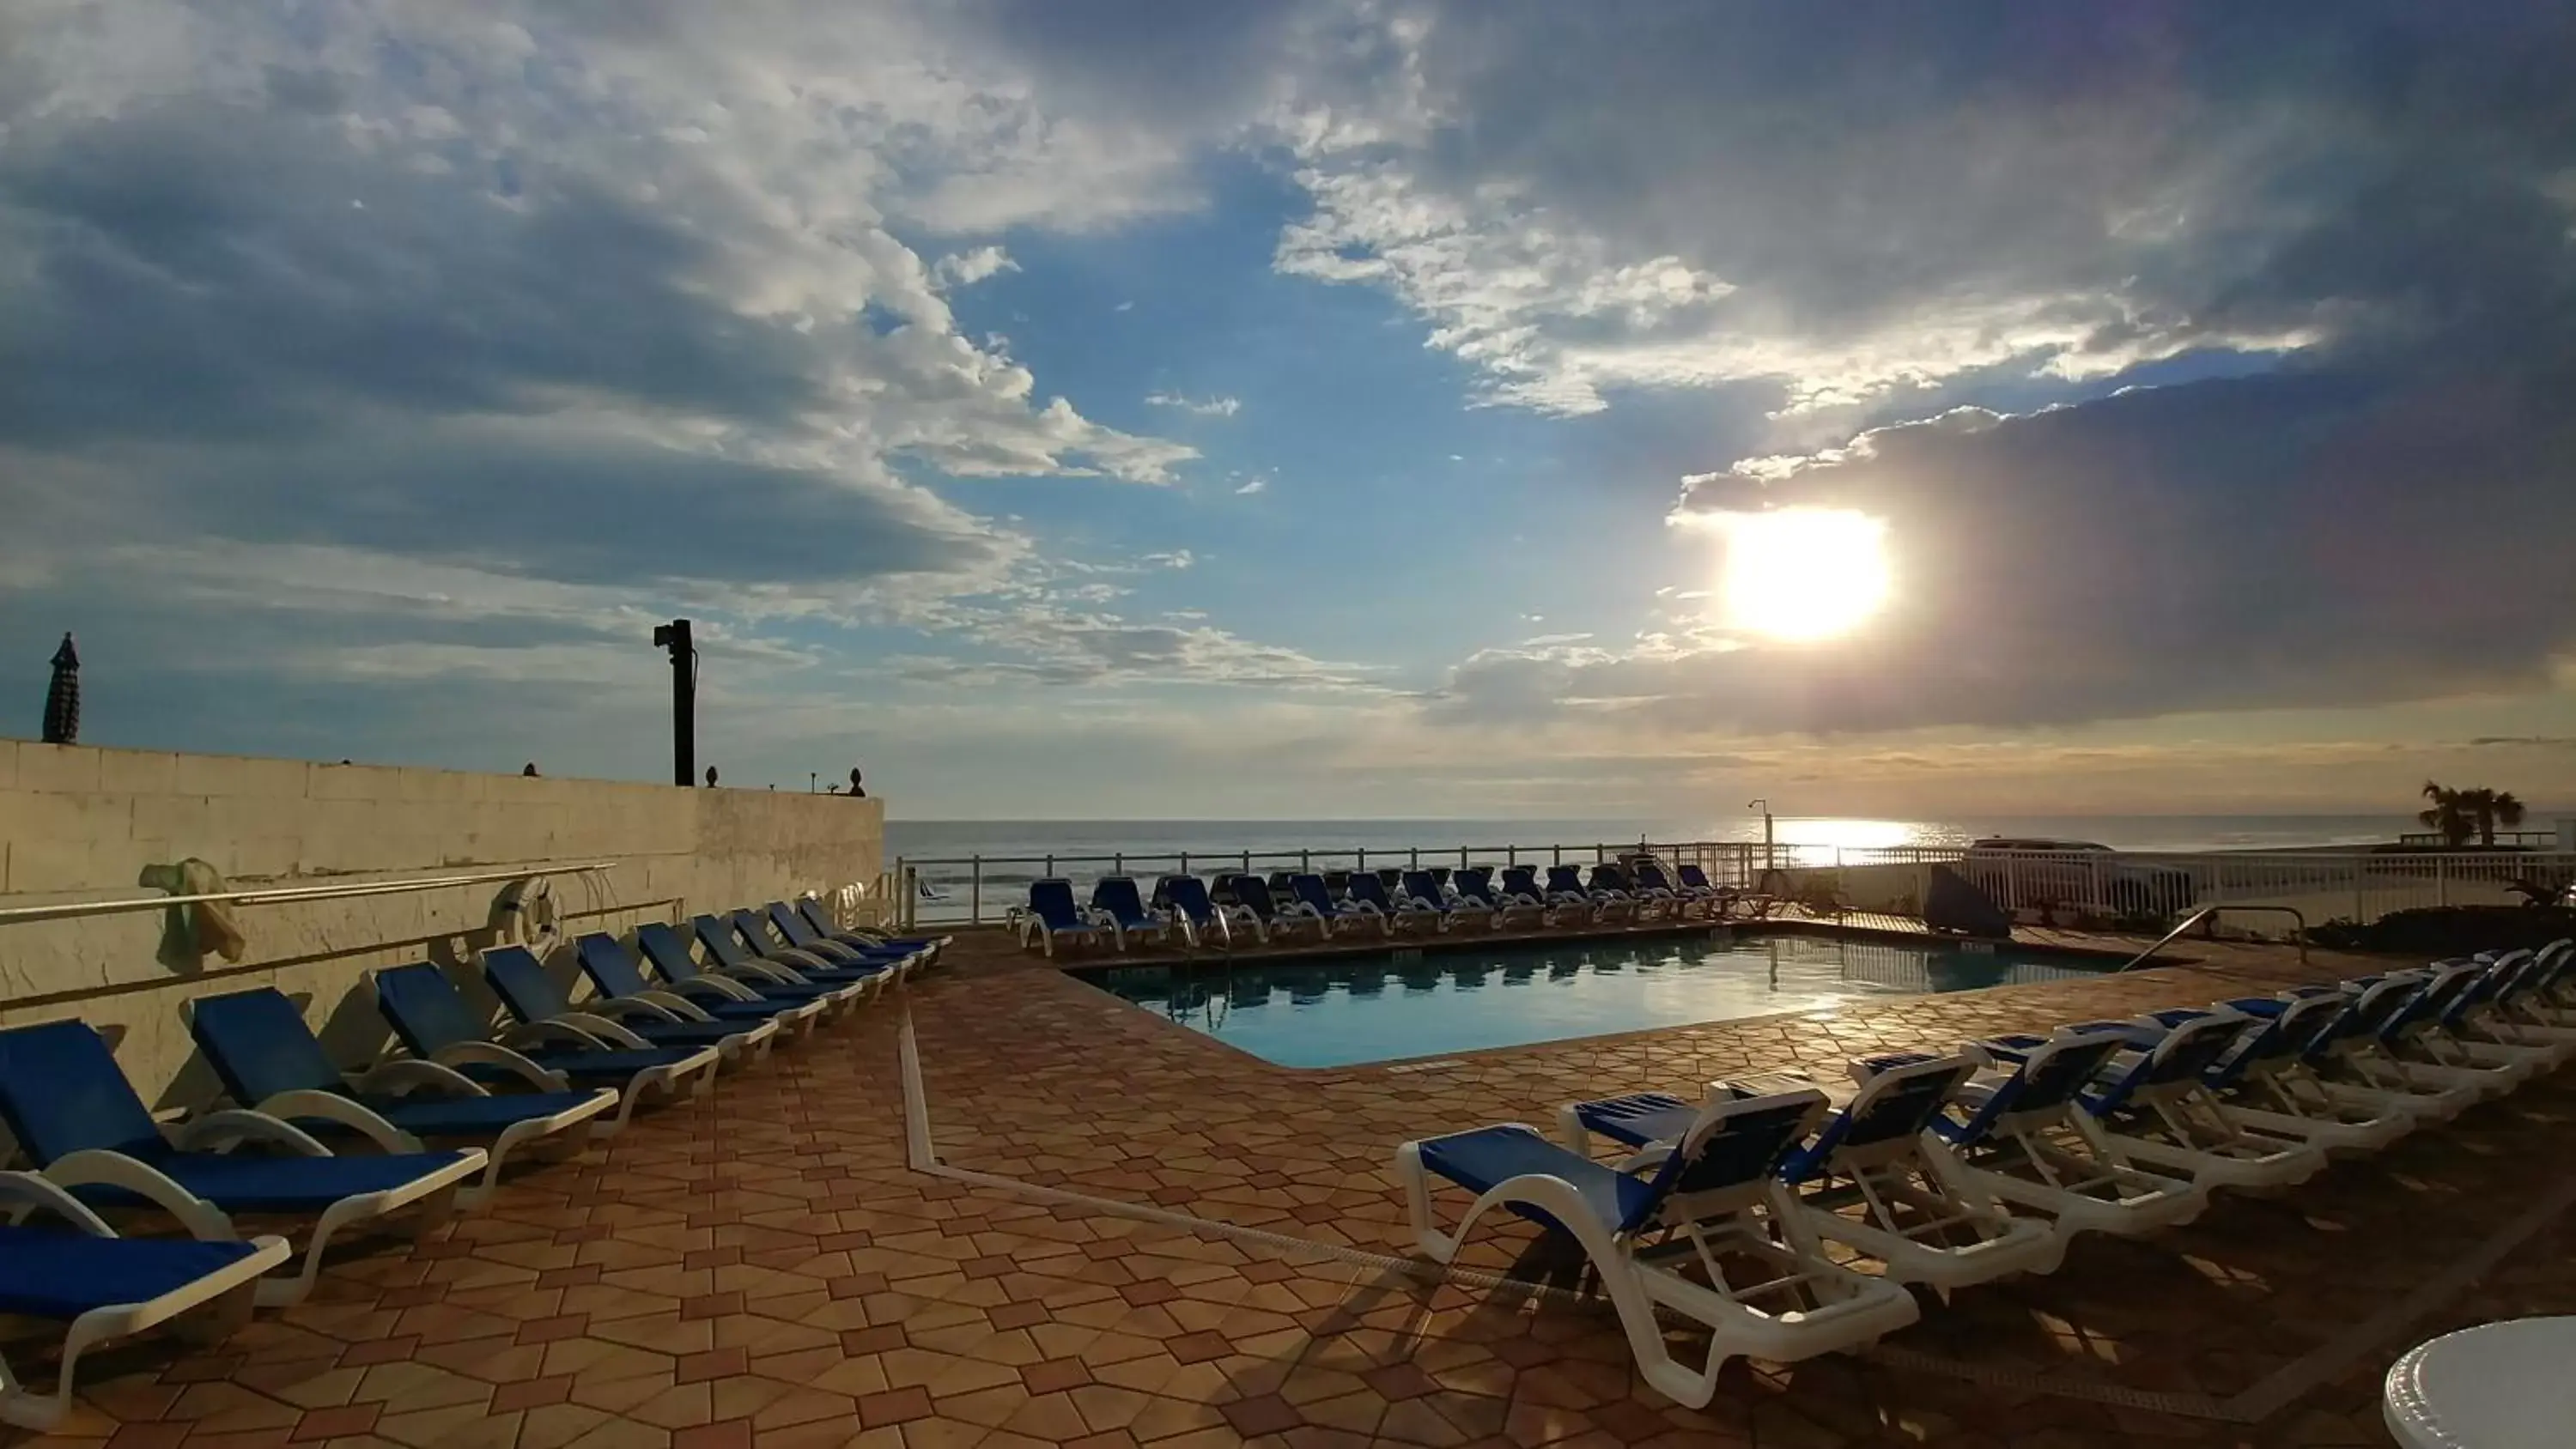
[{"xmin": 895, "ymin": 1007, "xmax": 2575, "ymax": 1423}]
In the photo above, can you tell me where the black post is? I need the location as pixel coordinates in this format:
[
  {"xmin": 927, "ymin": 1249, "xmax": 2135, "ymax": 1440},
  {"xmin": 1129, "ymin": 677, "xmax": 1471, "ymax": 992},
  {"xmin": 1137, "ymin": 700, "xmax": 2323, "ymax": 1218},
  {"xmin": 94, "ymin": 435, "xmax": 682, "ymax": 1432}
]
[{"xmin": 652, "ymin": 619, "xmax": 696, "ymax": 786}]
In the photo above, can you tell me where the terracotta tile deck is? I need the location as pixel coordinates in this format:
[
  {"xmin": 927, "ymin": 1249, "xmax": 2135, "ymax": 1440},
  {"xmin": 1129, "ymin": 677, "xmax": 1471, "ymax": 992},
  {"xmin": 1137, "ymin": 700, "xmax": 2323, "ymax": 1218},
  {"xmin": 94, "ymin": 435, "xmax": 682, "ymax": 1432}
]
[{"xmin": 14, "ymin": 921, "xmax": 2576, "ymax": 1448}]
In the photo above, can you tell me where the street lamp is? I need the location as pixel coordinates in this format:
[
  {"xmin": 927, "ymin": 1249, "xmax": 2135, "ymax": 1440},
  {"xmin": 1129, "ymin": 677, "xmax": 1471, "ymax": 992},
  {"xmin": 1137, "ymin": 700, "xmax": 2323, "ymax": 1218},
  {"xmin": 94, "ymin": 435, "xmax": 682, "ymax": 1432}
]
[{"xmin": 1747, "ymin": 798, "xmax": 1775, "ymax": 872}]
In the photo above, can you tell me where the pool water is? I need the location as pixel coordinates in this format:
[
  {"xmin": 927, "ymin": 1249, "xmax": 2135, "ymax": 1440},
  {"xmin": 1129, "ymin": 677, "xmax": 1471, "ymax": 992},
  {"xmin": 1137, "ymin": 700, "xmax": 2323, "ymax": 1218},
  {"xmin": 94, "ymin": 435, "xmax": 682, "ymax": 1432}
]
[{"xmin": 1077, "ymin": 931, "xmax": 2117, "ymax": 1068}]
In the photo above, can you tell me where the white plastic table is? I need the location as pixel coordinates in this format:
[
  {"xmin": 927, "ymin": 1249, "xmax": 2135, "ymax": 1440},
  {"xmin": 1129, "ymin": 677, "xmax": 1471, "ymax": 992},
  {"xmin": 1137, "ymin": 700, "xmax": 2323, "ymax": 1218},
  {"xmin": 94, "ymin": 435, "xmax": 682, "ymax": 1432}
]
[{"xmin": 2385, "ymin": 1317, "xmax": 2576, "ymax": 1448}]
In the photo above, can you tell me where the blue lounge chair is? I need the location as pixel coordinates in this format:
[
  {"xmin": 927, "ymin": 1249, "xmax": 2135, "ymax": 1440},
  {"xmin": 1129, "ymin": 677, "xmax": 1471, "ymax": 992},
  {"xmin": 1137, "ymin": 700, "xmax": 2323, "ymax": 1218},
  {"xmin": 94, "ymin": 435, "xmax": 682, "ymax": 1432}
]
[
  {"xmin": 1567, "ymin": 1053, "xmax": 2064, "ymax": 1292},
  {"xmin": 482, "ymin": 945, "xmax": 776, "ymax": 1064},
  {"xmin": 2148, "ymin": 991, "xmax": 2414, "ymax": 1155},
  {"xmin": 0, "ymin": 1172, "xmax": 292, "ymax": 1429},
  {"xmin": 1223, "ymin": 873, "xmax": 1323, "ymax": 943},
  {"xmin": 1458, "ymin": 866, "xmax": 1541, "ymax": 929},
  {"xmin": 764, "ymin": 901, "xmax": 923, "ymax": 975},
  {"xmin": 788, "ymin": 898, "xmax": 947, "ymax": 967},
  {"xmin": 1992, "ymin": 1010, "xmax": 2325, "ymax": 1194},
  {"xmin": 374, "ymin": 964, "xmax": 716, "ymax": 1132},
  {"xmin": 1496, "ymin": 866, "xmax": 1558, "ymax": 927},
  {"xmin": 580, "ymin": 931, "xmax": 838, "ymax": 1031},
  {"xmin": 1017, "ymin": 878, "xmax": 1106, "ymax": 957},
  {"xmin": 720, "ymin": 908, "xmax": 902, "ymax": 980},
  {"xmin": 1566, "ymin": 864, "xmax": 1633, "ymax": 924},
  {"xmin": 1627, "ymin": 861, "xmax": 1699, "ymax": 920},
  {"xmin": 1091, "ymin": 876, "xmax": 1170, "ymax": 949},
  {"xmin": 1397, "ymin": 1083, "xmax": 1919, "ymax": 1407},
  {"xmin": 1286, "ymin": 872, "xmax": 1385, "ymax": 938},
  {"xmin": 636, "ymin": 922, "xmax": 878, "ymax": 1011},
  {"xmin": 690, "ymin": 914, "xmax": 894, "ymax": 995},
  {"xmin": 0, "ymin": 1021, "xmax": 483, "ymax": 1307},
  {"xmin": 187, "ymin": 988, "xmax": 617, "ymax": 1207},
  {"xmin": 1926, "ymin": 1028, "xmax": 2204, "ymax": 1237},
  {"xmin": 1398, "ymin": 870, "xmax": 1473, "ymax": 931},
  {"xmin": 1540, "ymin": 864, "xmax": 1598, "ymax": 925},
  {"xmin": 1156, "ymin": 874, "xmax": 1255, "ymax": 947},
  {"xmin": 1346, "ymin": 871, "xmax": 1437, "ymax": 935}
]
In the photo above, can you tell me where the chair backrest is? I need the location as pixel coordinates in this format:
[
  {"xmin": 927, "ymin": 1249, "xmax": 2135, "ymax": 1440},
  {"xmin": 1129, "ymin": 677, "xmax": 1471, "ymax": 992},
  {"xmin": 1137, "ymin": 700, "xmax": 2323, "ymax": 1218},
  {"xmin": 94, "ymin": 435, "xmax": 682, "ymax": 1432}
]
[
  {"xmin": 795, "ymin": 899, "xmax": 845, "ymax": 937},
  {"xmin": 1454, "ymin": 867, "xmax": 1498, "ymax": 906},
  {"xmin": 1789, "ymin": 1053, "xmax": 1976, "ymax": 1173},
  {"xmin": 1500, "ymin": 865, "xmax": 1540, "ymax": 897},
  {"xmin": 1224, "ymin": 874, "xmax": 1279, "ymax": 920},
  {"xmin": 1950, "ymin": 1030, "xmax": 2129, "ymax": 1143},
  {"xmin": 1157, "ymin": 875, "xmax": 1214, "ymax": 923},
  {"xmin": 1546, "ymin": 864, "xmax": 1586, "ymax": 894},
  {"xmin": 690, "ymin": 914, "xmax": 762, "ymax": 971},
  {"xmin": 635, "ymin": 921, "xmax": 710, "ymax": 982},
  {"xmin": 1289, "ymin": 874, "xmax": 1336, "ymax": 915},
  {"xmin": 768, "ymin": 901, "xmax": 824, "ymax": 947},
  {"xmin": 576, "ymin": 933, "xmax": 654, "ymax": 998},
  {"xmin": 2120, "ymin": 1012, "xmax": 2248, "ymax": 1096},
  {"xmin": 1622, "ymin": 1084, "xmax": 1830, "ymax": 1234},
  {"xmin": 1346, "ymin": 873, "xmax": 1394, "ymax": 909},
  {"xmin": 0, "ymin": 1020, "xmax": 167, "ymax": 1165},
  {"xmin": 728, "ymin": 910, "xmax": 785, "ymax": 954},
  {"xmin": 1632, "ymin": 862, "xmax": 1674, "ymax": 892},
  {"xmin": 1677, "ymin": 864, "xmax": 1713, "ymax": 889},
  {"xmin": 1400, "ymin": 870, "xmax": 1442, "ymax": 905},
  {"xmin": 2382, "ymin": 962, "xmax": 2481, "ymax": 1042},
  {"xmin": 483, "ymin": 945, "xmax": 575, "ymax": 1023},
  {"xmin": 1093, "ymin": 876, "xmax": 1149, "ymax": 921},
  {"xmin": 1029, "ymin": 879, "xmax": 1085, "ymax": 931},
  {"xmin": 1588, "ymin": 863, "xmax": 1631, "ymax": 893},
  {"xmin": 188, "ymin": 988, "xmax": 345, "ymax": 1106},
  {"xmin": 374, "ymin": 964, "xmax": 484, "ymax": 1057},
  {"xmin": 2209, "ymin": 992, "xmax": 2343, "ymax": 1084}
]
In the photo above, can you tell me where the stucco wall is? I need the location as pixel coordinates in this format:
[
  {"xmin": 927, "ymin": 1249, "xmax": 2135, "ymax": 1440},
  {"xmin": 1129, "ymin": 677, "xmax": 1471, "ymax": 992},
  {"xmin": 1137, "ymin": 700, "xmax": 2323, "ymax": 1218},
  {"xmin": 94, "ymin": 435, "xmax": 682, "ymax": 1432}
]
[{"xmin": 0, "ymin": 741, "xmax": 884, "ymax": 1111}]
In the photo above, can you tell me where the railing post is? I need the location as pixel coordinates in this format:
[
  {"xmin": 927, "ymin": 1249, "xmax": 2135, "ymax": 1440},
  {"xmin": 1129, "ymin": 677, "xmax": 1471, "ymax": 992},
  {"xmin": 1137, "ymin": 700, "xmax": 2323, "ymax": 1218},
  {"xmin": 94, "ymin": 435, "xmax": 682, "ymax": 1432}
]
[
  {"xmin": 1357, "ymin": 849, "xmax": 1367, "ymax": 871},
  {"xmin": 2353, "ymin": 859, "xmax": 2366, "ymax": 924},
  {"xmin": 1179, "ymin": 851, "xmax": 1189, "ymax": 877},
  {"xmin": 2437, "ymin": 855, "xmax": 2449, "ymax": 908},
  {"xmin": 1507, "ymin": 845, "xmax": 1518, "ymax": 866},
  {"xmin": 1113, "ymin": 852, "xmax": 1123, "ymax": 875},
  {"xmin": 1302, "ymin": 849, "xmax": 1311, "ymax": 871},
  {"xmin": 1044, "ymin": 854, "xmax": 1054, "ymax": 878},
  {"xmin": 1552, "ymin": 845, "xmax": 1562, "ymax": 865},
  {"xmin": 970, "ymin": 855, "xmax": 982, "ymax": 925}
]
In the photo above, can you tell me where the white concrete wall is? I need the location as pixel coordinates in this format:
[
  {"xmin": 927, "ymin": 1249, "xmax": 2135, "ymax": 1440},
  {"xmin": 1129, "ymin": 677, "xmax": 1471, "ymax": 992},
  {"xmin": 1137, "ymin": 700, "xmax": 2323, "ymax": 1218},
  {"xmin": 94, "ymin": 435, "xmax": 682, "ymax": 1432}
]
[{"xmin": 0, "ymin": 741, "xmax": 883, "ymax": 1112}]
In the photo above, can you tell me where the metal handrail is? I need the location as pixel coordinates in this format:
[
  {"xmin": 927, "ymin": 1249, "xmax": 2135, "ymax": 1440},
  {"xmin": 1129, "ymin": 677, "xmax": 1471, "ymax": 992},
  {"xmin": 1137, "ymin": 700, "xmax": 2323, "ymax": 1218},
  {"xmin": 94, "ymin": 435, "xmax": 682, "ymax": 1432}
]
[
  {"xmin": 2116, "ymin": 905, "xmax": 2308, "ymax": 972},
  {"xmin": 0, "ymin": 861, "xmax": 619, "ymax": 927}
]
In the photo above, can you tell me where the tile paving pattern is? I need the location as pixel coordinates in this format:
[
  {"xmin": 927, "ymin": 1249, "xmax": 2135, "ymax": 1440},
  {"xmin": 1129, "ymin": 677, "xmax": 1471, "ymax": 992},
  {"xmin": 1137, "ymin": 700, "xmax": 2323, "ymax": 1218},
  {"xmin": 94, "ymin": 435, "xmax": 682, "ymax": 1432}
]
[{"xmin": 11, "ymin": 921, "xmax": 2576, "ymax": 1448}]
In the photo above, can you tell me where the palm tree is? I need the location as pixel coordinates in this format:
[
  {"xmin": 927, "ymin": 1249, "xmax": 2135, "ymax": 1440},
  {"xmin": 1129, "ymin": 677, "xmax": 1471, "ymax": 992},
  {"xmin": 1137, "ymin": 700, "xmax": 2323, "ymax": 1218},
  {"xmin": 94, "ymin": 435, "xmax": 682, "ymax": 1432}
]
[
  {"xmin": 2418, "ymin": 783, "xmax": 2531, "ymax": 847},
  {"xmin": 2420, "ymin": 781, "xmax": 2471, "ymax": 848}
]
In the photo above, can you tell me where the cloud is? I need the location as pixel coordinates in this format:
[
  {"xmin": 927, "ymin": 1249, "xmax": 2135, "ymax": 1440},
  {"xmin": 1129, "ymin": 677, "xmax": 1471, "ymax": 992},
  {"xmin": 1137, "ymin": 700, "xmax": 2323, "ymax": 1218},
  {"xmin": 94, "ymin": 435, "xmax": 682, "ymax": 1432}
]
[
  {"xmin": 1262, "ymin": 3, "xmax": 2558, "ymax": 416},
  {"xmin": 1233, "ymin": 475, "xmax": 1270, "ymax": 494},
  {"xmin": 1140, "ymin": 550, "xmax": 1196, "ymax": 570},
  {"xmin": 933, "ymin": 245, "xmax": 1019, "ymax": 287},
  {"xmin": 1145, "ymin": 391, "xmax": 1242, "ymax": 417}
]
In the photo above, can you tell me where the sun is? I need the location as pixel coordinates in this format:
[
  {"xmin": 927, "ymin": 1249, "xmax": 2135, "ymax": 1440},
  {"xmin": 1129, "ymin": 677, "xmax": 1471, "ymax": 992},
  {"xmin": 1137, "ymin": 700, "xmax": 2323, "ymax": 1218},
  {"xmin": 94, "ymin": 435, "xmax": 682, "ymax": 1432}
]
[{"xmin": 1714, "ymin": 507, "xmax": 1892, "ymax": 641}]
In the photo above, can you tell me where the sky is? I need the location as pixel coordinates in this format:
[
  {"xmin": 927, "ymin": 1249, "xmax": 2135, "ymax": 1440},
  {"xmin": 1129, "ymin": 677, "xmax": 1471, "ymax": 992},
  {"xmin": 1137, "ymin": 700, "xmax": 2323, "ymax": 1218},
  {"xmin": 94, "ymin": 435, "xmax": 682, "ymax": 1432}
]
[{"xmin": 3, "ymin": 0, "xmax": 2574, "ymax": 821}]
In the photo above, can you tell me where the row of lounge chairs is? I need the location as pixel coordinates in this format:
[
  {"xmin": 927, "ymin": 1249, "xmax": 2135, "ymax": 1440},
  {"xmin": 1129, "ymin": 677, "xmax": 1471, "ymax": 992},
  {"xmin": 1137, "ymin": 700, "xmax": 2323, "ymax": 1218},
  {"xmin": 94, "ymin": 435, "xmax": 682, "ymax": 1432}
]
[
  {"xmin": 1016, "ymin": 859, "xmax": 1773, "ymax": 956},
  {"xmin": 1397, "ymin": 938, "xmax": 2576, "ymax": 1409},
  {"xmin": 0, "ymin": 899, "xmax": 943, "ymax": 1429}
]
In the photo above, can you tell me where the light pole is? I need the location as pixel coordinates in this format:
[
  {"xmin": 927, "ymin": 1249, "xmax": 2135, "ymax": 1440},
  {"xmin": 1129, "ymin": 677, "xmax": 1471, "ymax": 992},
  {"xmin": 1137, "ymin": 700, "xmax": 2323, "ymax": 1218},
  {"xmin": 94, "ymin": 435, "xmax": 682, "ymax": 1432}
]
[
  {"xmin": 651, "ymin": 620, "xmax": 696, "ymax": 786},
  {"xmin": 1747, "ymin": 798, "xmax": 1775, "ymax": 874}
]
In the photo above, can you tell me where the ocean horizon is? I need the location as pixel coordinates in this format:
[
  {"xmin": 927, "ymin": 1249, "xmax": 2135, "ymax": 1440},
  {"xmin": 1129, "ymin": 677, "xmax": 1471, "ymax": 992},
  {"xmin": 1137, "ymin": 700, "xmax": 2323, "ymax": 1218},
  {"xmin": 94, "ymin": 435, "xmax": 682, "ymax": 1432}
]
[{"xmin": 887, "ymin": 813, "xmax": 2464, "ymax": 870}]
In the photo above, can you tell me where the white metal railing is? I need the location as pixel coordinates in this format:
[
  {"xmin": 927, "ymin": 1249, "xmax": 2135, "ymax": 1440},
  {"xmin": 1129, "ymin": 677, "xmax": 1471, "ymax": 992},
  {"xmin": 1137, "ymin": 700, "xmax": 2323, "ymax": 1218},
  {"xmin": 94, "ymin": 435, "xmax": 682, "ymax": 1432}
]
[
  {"xmin": 890, "ymin": 838, "xmax": 2576, "ymax": 932},
  {"xmin": 0, "ymin": 862, "xmax": 620, "ymax": 927}
]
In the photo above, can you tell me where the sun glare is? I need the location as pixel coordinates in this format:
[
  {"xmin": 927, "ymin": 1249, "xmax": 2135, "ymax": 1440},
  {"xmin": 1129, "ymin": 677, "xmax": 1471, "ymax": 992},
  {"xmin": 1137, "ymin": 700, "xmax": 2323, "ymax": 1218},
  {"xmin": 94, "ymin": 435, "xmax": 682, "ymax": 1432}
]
[{"xmin": 1714, "ymin": 507, "xmax": 1892, "ymax": 641}]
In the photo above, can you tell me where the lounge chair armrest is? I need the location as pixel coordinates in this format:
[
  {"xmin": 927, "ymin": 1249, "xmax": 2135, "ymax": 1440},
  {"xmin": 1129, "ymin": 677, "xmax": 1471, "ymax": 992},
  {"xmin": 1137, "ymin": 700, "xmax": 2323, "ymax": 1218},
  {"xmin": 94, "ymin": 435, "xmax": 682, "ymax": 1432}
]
[
  {"xmin": 0, "ymin": 1170, "xmax": 117, "ymax": 1234},
  {"xmin": 43, "ymin": 1151, "xmax": 234, "ymax": 1240},
  {"xmin": 626, "ymin": 991, "xmax": 715, "ymax": 1022},
  {"xmin": 672, "ymin": 975, "xmax": 765, "ymax": 1003},
  {"xmin": 252, "ymin": 1090, "xmax": 420, "ymax": 1154},
  {"xmin": 551, "ymin": 1012, "xmax": 655, "ymax": 1050},
  {"xmin": 172, "ymin": 1109, "xmax": 335, "ymax": 1157},
  {"xmin": 497, "ymin": 1021, "xmax": 611, "ymax": 1055},
  {"xmin": 582, "ymin": 997, "xmax": 683, "ymax": 1025},
  {"xmin": 724, "ymin": 958, "xmax": 805, "ymax": 986},
  {"xmin": 433, "ymin": 1040, "xmax": 570, "ymax": 1090},
  {"xmin": 355, "ymin": 1058, "xmax": 490, "ymax": 1100}
]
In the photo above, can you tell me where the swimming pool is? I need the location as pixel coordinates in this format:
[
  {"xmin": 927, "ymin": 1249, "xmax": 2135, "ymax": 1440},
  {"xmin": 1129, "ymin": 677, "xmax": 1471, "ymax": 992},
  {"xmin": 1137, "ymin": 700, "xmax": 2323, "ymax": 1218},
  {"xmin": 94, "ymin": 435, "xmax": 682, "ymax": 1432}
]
[{"xmin": 1076, "ymin": 931, "xmax": 2120, "ymax": 1068}]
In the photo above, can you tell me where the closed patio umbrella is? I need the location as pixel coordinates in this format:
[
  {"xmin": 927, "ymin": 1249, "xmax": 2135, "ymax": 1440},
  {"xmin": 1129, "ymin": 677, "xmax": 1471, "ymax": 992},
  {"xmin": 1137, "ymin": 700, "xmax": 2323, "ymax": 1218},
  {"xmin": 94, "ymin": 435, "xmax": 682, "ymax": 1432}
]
[{"xmin": 41, "ymin": 633, "xmax": 77, "ymax": 744}]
